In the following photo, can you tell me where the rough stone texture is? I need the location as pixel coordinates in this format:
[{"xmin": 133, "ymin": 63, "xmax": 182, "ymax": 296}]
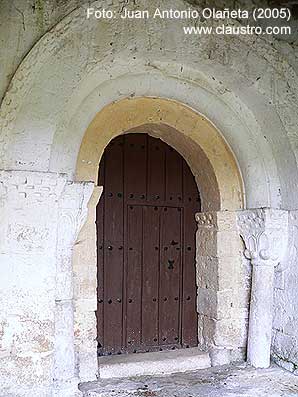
[
  {"xmin": 0, "ymin": 171, "xmax": 66, "ymax": 396},
  {"xmin": 73, "ymin": 186, "xmax": 102, "ymax": 383},
  {"xmin": 98, "ymin": 348, "xmax": 210, "ymax": 379},
  {"xmin": 196, "ymin": 211, "xmax": 248, "ymax": 363},
  {"xmin": 0, "ymin": 0, "xmax": 85, "ymax": 104},
  {"xmin": 79, "ymin": 364, "xmax": 298, "ymax": 397},
  {"xmin": 0, "ymin": 171, "xmax": 93, "ymax": 396},
  {"xmin": 1, "ymin": 0, "xmax": 298, "ymax": 210},
  {"xmin": 1, "ymin": 0, "xmax": 298, "ymax": 395},
  {"xmin": 74, "ymin": 95, "xmax": 244, "ymax": 381},
  {"xmin": 76, "ymin": 98, "xmax": 243, "ymax": 211},
  {"xmin": 53, "ymin": 182, "xmax": 94, "ymax": 397},
  {"xmin": 272, "ymin": 210, "xmax": 298, "ymax": 373},
  {"xmin": 238, "ymin": 209, "xmax": 289, "ymax": 368}
]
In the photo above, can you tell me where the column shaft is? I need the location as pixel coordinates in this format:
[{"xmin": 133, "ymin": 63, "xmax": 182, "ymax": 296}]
[{"xmin": 248, "ymin": 263, "xmax": 275, "ymax": 367}]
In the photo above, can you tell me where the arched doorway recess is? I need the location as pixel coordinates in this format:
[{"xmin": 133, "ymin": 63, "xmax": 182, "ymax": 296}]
[
  {"xmin": 96, "ymin": 133, "xmax": 200, "ymax": 356},
  {"xmin": 73, "ymin": 96, "xmax": 247, "ymax": 381}
]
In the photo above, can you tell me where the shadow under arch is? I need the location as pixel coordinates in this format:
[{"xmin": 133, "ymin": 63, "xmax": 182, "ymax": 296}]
[{"xmin": 76, "ymin": 96, "xmax": 244, "ymax": 212}]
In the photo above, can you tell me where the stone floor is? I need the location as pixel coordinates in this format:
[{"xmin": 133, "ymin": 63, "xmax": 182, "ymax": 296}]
[{"xmin": 80, "ymin": 363, "xmax": 298, "ymax": 397}]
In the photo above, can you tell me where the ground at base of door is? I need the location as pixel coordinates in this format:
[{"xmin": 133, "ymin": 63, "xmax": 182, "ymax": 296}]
[{"xmin": 79, "ymin": 363, "xmax": 298, "ymax": 397}]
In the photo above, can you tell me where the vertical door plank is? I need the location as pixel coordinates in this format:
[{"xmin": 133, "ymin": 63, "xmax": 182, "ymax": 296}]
[
  {"xmin": 124, "ymin": 134, "xmax": 147, "ymax": 352},
  {"xmin": 147, "ymin": 136, "xmax": 165, "ymax": 202},
  {"xmin": 182, "ymin": 160, "xmax": 200, "ymax": 347},
  {"xmin": 159, "ymin": 207, "xmax": 181, "ymax": 346},
  {"xmin": 104, "ymin": 137, "xmax": 124, "ymax": 242},
  {"xmin": 142, "ymin": 206, "xmax": 160, "ymax": 347},
  {"xmin": 124, "ymin": 134, "xmax": 147, "ymax": 201},
  {"xmin": 165, "ymin": 146, "xmax": 183, "ymax": 205},
  {"xmin": 126, "ymin": 205, "xmax": 143, "ymax": 351},
  {"xmin": 103, "ymin": 137, "xmax": 124, "ymax": 354},
  {"xmin": 96, "ymin": 156, "xmax": 105, "ymax": 354}
]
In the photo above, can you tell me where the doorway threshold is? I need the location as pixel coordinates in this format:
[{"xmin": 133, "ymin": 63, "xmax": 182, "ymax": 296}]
[{"xmin": 98, "ymin": 347, "xmax": 211, "ymax": 379}]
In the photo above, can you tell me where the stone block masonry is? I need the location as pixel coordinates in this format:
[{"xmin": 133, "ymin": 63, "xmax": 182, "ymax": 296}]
[
  {"xmin": 196, "ymin": 211, "xmax": 247, "ymax": 365},
  {"xmin": 1, "ymin": 0, "xmax": 298, "ymax": 394},
  {"xmin": 0, "ymin": 170, "xmax": 93, "ymax": 397}
]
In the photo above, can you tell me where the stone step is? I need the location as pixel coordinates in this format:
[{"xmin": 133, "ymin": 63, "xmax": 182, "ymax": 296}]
[{"xmin": 98, "ymin": 347, "xmax": 211, "ymax": 379}]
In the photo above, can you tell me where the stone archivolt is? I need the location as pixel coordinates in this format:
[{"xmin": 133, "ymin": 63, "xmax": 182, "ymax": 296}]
[{"xmin": 0, "ymin": 0, "xmax": 297, "ymax": 395}]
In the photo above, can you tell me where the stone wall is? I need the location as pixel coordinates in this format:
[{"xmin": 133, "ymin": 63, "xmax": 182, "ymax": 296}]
[
  {"xmin": 73, "ymin": 187, "xmax": 102, "ymax": 383},
  {"xmin": 196, "ymin": 211, "xmax": 249, "ymax": 365},
  {"xmin": 272, "ymin": 210, "xmax": 298, "ymax": 373},
  {"xmin": 0, "ymin": 0, "xmax": 84, "ymax": 104},
  {"xmin": 1, "ymin": 0, "xmax": 298, "ymax": 395},
  {"xmin": 0, "ymin": 171, "xmax": 93, "ymax": 396},
  {"xmin": 0, "ymin": 171, "xmax": 66, "ymax": 396}
]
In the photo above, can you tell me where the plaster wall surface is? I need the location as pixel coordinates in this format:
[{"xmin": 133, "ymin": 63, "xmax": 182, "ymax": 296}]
[
  {"xmin": 0, "ymin": 0, "xmax": 84, "ymax": 104},
  {"xmin": 0, "ymin": 0, "xmax": 298, "ymax": 395},
  {"xmin": 0, "ymin": 171, "xmax": 67, "ymax": 396},
  {"xmin": 272, "ymin": 210, "xmax": 298, "ymax": 373}
]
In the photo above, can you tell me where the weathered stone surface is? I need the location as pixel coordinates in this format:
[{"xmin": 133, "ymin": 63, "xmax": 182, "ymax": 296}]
[
  {"xmin": 0, "ymin": 171, "xmax": 93, "ymax": 395},
  {"xmin": 196, "ymin": 211, "xmax": 248, "ymax": 355},
  {"xmin": 238, "ymin": 209, "xmax": 289, "ymax": 368},
  {"xmin": 98, "ymin": 348, "xmax": 210, "ymax": 379},
  {"xmin": 0, "ymin": 0, "xmax": 298, "ymax": 395},
  {"xmin": 79, "ymin": 364, "xmax": 298, "ymax": 397}
]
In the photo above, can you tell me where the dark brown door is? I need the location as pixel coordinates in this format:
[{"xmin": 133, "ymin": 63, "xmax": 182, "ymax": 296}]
[{"xmin": 96, "ymin": 134, "xmax": 200, "ymax": 356}]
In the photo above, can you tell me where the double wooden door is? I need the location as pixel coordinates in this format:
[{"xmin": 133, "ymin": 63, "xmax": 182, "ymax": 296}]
[{"xmin": 96, "ymin": 133, "xmax": 200, "ymax": 356}]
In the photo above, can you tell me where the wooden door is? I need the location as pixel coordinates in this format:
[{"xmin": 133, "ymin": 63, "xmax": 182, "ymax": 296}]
[{"xmin": 96, "ymin": 134, "xmax": 200, "ymax": 356}]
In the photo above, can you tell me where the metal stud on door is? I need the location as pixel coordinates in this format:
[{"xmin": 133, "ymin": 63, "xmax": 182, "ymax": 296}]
[{"xmin": 96, "ymin": 134, "xmax": 200, "ymax": 356}]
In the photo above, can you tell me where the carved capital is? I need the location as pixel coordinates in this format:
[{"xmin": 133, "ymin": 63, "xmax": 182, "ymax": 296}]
[
  {"xmin": 57, "ymin": 181, "xmax": 94, "ymax": 248},
  {"xmin": 55, "ymin": 181, "xmax": 94, "ymax": 301},
  {"xmin": 195, "ymin": 212, "xmax": 216, "ymax": 228},
  {"xmin": 237, "ymin": 209, "xmax": 288, "ymax": 266}
]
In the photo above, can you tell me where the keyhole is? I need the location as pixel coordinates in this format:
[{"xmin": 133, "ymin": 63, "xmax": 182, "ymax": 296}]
[{"xmin": 168, "ymin": 259, "xmax": 174, "ymax": 270}]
